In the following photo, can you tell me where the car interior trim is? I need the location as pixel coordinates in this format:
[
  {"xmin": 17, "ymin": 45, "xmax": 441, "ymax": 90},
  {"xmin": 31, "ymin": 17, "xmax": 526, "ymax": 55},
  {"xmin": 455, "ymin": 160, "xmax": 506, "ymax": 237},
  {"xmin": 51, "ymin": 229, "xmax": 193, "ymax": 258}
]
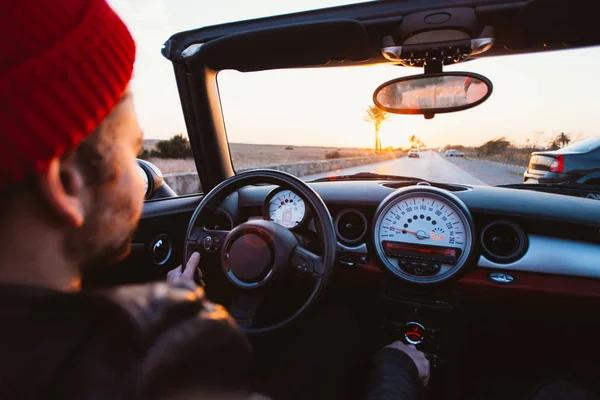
[
  {"xmin": 142, "ymin": 194, "xmax": 203, "ymax": 219},
  {"xmin": 477, "ymin": 234, "xmax": 600, "ymax": 279},
  {"xmin": 337, "ymin": 241, "xmax": 368, "ymax": 254},
  {"xmin": 457, "ymin": 268, "xmax": 600, "ymax": 298}
]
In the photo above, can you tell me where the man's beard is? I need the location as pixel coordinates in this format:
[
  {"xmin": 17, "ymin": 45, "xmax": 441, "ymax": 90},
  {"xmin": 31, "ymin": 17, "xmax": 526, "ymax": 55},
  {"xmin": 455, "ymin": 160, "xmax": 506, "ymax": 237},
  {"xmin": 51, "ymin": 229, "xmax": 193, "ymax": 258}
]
[
  {"xmin": 64, "ymin": 209, "xmax": 138, "ymax": 284},
  {"xmin": 79, "ymin": 232, "xmax": 134, "ymax": 277}
]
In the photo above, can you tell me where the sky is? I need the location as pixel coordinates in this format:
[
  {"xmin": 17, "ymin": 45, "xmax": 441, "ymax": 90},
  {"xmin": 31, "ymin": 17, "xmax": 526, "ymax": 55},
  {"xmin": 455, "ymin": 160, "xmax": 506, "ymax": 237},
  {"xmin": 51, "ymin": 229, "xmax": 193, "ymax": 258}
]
[{"xmin": 109, "ymin": 0, "xmax": 600, "ymax": 149}]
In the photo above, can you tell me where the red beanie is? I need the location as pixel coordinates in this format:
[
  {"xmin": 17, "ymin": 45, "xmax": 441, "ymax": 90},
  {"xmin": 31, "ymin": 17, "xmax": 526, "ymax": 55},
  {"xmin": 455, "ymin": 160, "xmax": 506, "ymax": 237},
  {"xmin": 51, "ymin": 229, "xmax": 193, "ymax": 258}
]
[{"xmin": 0, "ymin": 0, "xmax": 136, "ymax": 190}]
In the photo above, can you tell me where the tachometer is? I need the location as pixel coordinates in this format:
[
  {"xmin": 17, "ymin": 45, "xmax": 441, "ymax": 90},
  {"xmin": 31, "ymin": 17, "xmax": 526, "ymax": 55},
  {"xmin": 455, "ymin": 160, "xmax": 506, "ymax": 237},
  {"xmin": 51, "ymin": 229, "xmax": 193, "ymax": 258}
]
[
  {"xmin": 264, "ymin": 188, "xmax": 307, "ymax": 229},
  {"xmin": 373, "ymin": 187, "xmax": 474, "ymax": 283}
]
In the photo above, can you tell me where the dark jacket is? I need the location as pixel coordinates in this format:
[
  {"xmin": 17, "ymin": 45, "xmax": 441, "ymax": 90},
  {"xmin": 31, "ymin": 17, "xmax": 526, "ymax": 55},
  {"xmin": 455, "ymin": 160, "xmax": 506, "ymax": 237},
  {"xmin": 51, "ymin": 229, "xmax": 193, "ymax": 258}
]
[
  {"xmin": 0, "ymin": 282, "xmax": 256, "ymax": 400},
  {"xmin": 0, "ymin": 282, "xmax": 421, "ymax": 400},
  {"xmin": 367, "ymin": 347, "xmax": 423, "ymax": 400}
]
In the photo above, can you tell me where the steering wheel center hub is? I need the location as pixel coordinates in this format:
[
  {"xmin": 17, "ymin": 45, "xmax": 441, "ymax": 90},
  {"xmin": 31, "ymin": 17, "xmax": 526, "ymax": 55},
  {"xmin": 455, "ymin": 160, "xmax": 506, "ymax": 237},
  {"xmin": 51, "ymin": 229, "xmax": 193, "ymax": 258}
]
[
  {"xmin": 221, "ymin": 219, "xmax": 299, "ymax": 289},
  {"xmin": 226, "ymin": 232, "xmax": 273, "ymax": 282}
]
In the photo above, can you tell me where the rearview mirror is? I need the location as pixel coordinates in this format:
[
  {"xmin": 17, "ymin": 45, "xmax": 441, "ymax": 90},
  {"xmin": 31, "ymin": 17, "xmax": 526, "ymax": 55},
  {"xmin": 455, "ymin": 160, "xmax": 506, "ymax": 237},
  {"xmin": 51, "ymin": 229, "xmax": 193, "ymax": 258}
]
[{"xmin": 373, "ymin": 72, "xmax": 492, "ymax": 118}]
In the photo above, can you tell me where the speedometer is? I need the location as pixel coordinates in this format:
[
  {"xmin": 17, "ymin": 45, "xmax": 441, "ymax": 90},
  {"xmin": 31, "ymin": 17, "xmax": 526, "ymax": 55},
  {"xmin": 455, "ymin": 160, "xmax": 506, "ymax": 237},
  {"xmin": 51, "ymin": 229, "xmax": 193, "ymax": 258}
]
[
  {"xmin": 373, "ymin": 187, "xmax": 474, "ymax": 284},
  {"xmin": 264, "ymin": 189, "xmax": 307, "ymax": 229}
]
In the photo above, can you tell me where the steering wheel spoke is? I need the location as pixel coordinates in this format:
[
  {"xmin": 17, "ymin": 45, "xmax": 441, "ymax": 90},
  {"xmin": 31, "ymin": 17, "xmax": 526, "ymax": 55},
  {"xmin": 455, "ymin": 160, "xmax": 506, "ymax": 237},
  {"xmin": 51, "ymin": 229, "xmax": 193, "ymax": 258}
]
[
  {"xmin": 229, "ymin": 292, "xmax": 262, "ymax": 329},
  {"xmin": 188, "ymin": 228, "xmax": 230, "ymax": 254},
  {"xmin": 290, "ymin": 245, "xmax": 324, "ymax": 278}
]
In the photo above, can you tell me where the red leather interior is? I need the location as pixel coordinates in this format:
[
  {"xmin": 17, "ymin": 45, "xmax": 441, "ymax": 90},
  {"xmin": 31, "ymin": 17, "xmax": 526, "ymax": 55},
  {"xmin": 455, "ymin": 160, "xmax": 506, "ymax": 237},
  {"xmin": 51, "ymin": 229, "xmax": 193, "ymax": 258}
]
[{"xmin": 337, "ymin": 261, "xmax": 600, "ymax": 299}]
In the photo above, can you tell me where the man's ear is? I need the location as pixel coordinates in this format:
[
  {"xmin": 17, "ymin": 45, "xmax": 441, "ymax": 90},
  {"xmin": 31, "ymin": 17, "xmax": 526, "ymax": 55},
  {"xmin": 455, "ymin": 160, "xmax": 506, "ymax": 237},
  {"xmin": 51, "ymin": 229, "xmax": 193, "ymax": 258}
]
[{"xmin": 37, "ymin": 157, "xmax": 86, "ymax": 227}]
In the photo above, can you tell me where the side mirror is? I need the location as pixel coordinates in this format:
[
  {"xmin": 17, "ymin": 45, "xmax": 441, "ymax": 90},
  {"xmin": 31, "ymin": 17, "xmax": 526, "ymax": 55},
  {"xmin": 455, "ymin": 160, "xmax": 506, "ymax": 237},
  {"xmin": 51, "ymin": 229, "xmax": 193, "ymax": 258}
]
[
  {"xmin": 136, "ymin": 159, "xmax": 177, "ymax": 200},
  {"xmin": 373, "ymin": 72, "xmax": 492, "ymax": 119}
]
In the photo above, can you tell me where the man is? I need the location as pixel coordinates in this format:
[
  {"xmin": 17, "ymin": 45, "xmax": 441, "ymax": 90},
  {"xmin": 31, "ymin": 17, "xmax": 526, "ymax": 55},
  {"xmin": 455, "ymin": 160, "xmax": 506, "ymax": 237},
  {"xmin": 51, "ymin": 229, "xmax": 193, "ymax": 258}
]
[
  {"xmin": 0, "ymin": 0, "xmax": 431, "ymax": 399},
  {"xmin": 0, "ymin": 0, "xmax": 255, "ymax": 398}
]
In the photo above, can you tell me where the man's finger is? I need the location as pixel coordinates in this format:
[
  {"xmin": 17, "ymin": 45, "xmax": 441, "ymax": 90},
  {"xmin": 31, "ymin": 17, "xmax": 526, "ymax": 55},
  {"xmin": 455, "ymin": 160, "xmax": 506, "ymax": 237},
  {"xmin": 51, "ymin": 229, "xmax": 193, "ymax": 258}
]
[
  {"xmin": 182, "ymin": 252, "xmax": 201, "ymax": 279},
  {"xmin": 196, "ymin": 267, "xmax": 206, "ymax": 287},
  {"xmin": 166, "ymin": 265, "xmax": 182, "ymax": 280},
  {"xmin": 422, "ymin": 358, "xmax": 431, "ymax": 387}
]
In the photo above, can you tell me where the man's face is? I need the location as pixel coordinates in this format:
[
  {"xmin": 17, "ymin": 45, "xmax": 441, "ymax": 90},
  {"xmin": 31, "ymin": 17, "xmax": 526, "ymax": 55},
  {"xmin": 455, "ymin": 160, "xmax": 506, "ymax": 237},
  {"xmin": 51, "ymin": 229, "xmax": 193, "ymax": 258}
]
[{"xmin": 66, "ymin": 93, "xmax": 146, "ymax": 274}]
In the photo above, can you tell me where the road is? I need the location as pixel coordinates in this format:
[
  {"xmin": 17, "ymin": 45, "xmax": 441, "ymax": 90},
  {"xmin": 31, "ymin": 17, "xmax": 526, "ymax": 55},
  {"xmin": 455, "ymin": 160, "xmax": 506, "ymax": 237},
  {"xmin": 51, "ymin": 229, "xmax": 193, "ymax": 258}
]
[{"xmin": 303, "ymin": 151, "xmax": 525, "ymax": 186}]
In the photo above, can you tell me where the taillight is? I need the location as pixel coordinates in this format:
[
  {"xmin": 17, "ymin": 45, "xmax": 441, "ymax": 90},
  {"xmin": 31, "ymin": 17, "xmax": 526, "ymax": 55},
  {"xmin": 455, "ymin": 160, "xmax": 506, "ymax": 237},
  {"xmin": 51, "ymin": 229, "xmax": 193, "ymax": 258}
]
[{"xmin": 549, "ymin": 155, "xmax": 564, "ymax": 173}]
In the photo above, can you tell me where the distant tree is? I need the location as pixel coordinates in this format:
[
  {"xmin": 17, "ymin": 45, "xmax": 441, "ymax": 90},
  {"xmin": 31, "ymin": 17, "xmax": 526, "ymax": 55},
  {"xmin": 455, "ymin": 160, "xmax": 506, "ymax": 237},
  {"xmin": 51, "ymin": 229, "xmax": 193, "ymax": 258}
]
[
  {"xmin": 137, "ymin": 148, "xmax": 152, "ymax": 160},
  {"xmin": 363, "ymin": 105, "xmax": 390, "ymax": 152},
  {"xmin": 477, "ymin": 137, "xmax": 511, "ymax": 156},
  {"xmin": 153, "ymin": 134, "xmax": 193, "ymax": 159},
  {"xmin": 555, "ymin": 132, "xmax": 571, "ymax": 148},
  {"xmin": 409, "ymin": 135, "xmax": 418, "ymax": 148},
  {"xmin": 325, "ymin": 150, "xmax": 342, "ymax": 159},
  {"xmin": 409, "ymin": 134, "xmax": 425, "ymax": 149},
  {"xmin": 548, "ymin": 138, "xmax": 561, "ymax": 150}
]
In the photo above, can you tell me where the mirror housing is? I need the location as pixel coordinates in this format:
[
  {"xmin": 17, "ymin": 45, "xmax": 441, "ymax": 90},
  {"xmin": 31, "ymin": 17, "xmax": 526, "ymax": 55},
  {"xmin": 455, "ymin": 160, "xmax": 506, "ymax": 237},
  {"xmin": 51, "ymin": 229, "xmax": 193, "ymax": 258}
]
[
  {"xmin": 136, "ymin": 159, "xmax": 178, "ymax": 200},
  {"xmin": 373, "ymin": 72, "xmax": 492, "ymax": 119}
]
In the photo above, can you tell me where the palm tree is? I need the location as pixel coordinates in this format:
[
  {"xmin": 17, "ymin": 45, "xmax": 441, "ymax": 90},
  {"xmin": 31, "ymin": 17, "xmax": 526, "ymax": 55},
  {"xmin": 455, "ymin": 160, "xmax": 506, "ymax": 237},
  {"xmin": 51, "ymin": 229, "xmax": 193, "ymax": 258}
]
[
  {"xmin": 409, "ymin": 134, "xmax": 425, "ymax": 149},
  {"xmin": 363, "ymin": 105, "xmax": 390, "ymax": 152},
  {"xmin": 557, "ymin": 132, "xmax": 571, "ymax": 148}
]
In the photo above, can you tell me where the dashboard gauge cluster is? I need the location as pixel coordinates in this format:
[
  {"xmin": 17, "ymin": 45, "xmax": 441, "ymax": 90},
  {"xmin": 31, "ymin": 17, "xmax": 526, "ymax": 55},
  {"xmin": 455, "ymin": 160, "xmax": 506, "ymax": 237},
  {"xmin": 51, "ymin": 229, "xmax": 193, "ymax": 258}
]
[
  {"xmin": 373, "ymin": 187, "xmax": 475, "ymax": 284},
  {"xmin": 263, "ymin": 188, "xmax": 307, "ymax": 229}
]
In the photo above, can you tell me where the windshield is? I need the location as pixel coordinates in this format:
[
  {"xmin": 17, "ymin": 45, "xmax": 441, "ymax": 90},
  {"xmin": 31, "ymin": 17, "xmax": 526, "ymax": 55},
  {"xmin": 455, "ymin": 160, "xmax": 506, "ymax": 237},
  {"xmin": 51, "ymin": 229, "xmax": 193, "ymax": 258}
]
[{"xmin": 218, "ymin": 47, "xmax": 600, "ymax": 187}]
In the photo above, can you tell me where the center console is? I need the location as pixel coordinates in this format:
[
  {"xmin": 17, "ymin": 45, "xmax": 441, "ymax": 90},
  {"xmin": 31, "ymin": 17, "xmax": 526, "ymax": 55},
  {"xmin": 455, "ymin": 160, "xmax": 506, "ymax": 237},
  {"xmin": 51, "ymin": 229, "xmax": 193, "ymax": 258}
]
[{"xmin": 379, "ymin": 282, "xmax": 465, "ymax": 399}]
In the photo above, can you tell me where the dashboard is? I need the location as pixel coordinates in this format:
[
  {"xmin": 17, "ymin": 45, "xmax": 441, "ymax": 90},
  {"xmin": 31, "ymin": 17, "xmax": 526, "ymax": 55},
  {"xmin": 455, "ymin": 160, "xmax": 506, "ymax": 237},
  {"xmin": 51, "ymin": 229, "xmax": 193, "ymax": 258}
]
[{"xmin": 200, "ymin": 179, "xmax": 600, "ymax": 292}]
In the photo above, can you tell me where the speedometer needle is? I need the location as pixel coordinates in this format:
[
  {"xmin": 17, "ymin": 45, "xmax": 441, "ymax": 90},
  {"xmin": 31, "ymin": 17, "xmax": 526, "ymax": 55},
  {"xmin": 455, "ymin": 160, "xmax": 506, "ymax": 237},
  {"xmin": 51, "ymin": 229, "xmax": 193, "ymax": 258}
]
[{"xmin": 385, "ymin": 226, "xmax": 430, "ymax": 240}]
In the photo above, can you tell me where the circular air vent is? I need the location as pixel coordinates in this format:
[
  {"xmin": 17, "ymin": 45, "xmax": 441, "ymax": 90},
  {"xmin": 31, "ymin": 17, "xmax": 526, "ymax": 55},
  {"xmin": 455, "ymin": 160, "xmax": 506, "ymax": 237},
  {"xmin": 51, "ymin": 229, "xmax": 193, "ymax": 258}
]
[
  {"xmin": 150, "ymin": 234, "xmax": 172, "ymax": 266},
  {"xmin": 481, "ymin": 221, "xmax": 527, "ymax": 263},
  {"xmin": 206, "ymin": 212, "xmax": 233, "ymax": 231},
  {"xmin": 335, "ymin": 209, "xmax": 367, "ymax": 243}
]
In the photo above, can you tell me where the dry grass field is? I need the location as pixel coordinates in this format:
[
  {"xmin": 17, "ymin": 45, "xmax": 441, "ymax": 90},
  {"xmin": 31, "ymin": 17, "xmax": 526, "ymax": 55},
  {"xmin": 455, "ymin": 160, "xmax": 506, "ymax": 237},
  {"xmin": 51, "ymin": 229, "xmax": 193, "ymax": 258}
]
[{"xmin": 146, "ymin": 142, "xmax": 376, "ymax": 174}]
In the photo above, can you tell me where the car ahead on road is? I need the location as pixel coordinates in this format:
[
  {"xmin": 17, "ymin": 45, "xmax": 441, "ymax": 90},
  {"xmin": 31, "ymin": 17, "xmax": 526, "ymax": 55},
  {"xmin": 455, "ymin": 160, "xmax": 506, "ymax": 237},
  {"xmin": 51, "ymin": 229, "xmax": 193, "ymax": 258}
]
[
  {"xmin": 114, "ymin": 1, "xmax": 600, "ymax": 399},
  {"xmin": 408, "ymin": 148, "xmax": 420, "ymax": 158},
  {"xmin": 524, "ymin": 137, "xmax": 600, "ymax": 184},
  {"xmin": 445, "ymin": 150, "xmax": 464, "ymax": 157}
]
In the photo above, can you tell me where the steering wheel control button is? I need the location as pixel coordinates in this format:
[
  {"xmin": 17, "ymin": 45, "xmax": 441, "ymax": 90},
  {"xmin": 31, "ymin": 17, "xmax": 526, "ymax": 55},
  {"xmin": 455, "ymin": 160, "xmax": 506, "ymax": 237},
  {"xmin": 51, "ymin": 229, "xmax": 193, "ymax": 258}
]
[
  {"xmin": 294, "ymin": 259, "xmax": 313, "ymax": 275},
  {"xmin": 202, "ymin": 236, "xmax": 214, "ymax": 251},
  {"xmin": 403, "ymin": 322, "xmax": 425, "ymax": 345},
  {"xmin": 292, "ymin": 254, "xmax": 314, "ymax": 275}
]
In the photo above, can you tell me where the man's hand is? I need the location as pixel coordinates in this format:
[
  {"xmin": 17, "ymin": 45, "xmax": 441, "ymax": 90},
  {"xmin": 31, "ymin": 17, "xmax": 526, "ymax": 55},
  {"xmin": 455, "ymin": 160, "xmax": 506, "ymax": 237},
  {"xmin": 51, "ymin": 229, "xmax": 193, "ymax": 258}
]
[
  {"xmin": 166, "ymin": 251, "xmax": 205, "ymax": 288},
  {"xmin": 386, "ymin": 341, "xmax": 430, "ymax": 387}
]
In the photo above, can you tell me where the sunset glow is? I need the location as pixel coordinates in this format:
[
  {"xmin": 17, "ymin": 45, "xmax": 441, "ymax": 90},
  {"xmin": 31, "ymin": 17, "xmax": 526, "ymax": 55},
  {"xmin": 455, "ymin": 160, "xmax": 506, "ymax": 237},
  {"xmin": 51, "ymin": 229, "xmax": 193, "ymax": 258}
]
[{"xmin": 110, "ymin": 0, "xmax": 599, "ymax": 150}]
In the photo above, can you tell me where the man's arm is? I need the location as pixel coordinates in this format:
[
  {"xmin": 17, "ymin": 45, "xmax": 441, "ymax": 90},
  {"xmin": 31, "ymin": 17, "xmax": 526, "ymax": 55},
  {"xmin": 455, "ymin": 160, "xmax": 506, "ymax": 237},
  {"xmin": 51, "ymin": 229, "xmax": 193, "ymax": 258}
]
[{"xmin": 366, "ymin": 341, "xmax": 430, "ymax": 400}]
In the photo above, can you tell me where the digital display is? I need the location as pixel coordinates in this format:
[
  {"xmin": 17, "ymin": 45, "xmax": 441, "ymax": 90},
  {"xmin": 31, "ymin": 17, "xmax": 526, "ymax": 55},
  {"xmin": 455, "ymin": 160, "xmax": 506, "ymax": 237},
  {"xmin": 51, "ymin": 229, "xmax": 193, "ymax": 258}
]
[{"xmin": 383, "ymin": 241, "xmax": 460, "ymax": 263}]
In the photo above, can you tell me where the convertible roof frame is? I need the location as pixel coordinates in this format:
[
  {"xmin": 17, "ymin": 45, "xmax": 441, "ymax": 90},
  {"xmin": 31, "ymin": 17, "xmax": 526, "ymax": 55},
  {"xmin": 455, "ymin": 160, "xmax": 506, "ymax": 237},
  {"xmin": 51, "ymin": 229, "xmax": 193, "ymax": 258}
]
[{"xmin": 162, "ymin": 0, "xmax": 599, "ymax": 191}]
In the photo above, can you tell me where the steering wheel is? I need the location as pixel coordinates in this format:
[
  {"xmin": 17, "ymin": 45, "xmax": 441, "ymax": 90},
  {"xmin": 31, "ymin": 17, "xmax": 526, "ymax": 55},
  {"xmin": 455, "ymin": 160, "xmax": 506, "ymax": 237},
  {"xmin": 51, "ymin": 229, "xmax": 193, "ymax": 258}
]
[{"xmin": 183, "ymin": 169, "xmax": 337, "ymax": 334}]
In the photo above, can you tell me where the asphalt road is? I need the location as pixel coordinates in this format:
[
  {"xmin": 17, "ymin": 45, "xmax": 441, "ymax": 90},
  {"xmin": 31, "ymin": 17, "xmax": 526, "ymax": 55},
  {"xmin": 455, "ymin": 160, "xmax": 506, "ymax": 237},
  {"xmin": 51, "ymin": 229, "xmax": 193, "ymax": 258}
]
[{"xmin": 303, "ymin": 151, "xmax": 525, "ymax": 186}]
